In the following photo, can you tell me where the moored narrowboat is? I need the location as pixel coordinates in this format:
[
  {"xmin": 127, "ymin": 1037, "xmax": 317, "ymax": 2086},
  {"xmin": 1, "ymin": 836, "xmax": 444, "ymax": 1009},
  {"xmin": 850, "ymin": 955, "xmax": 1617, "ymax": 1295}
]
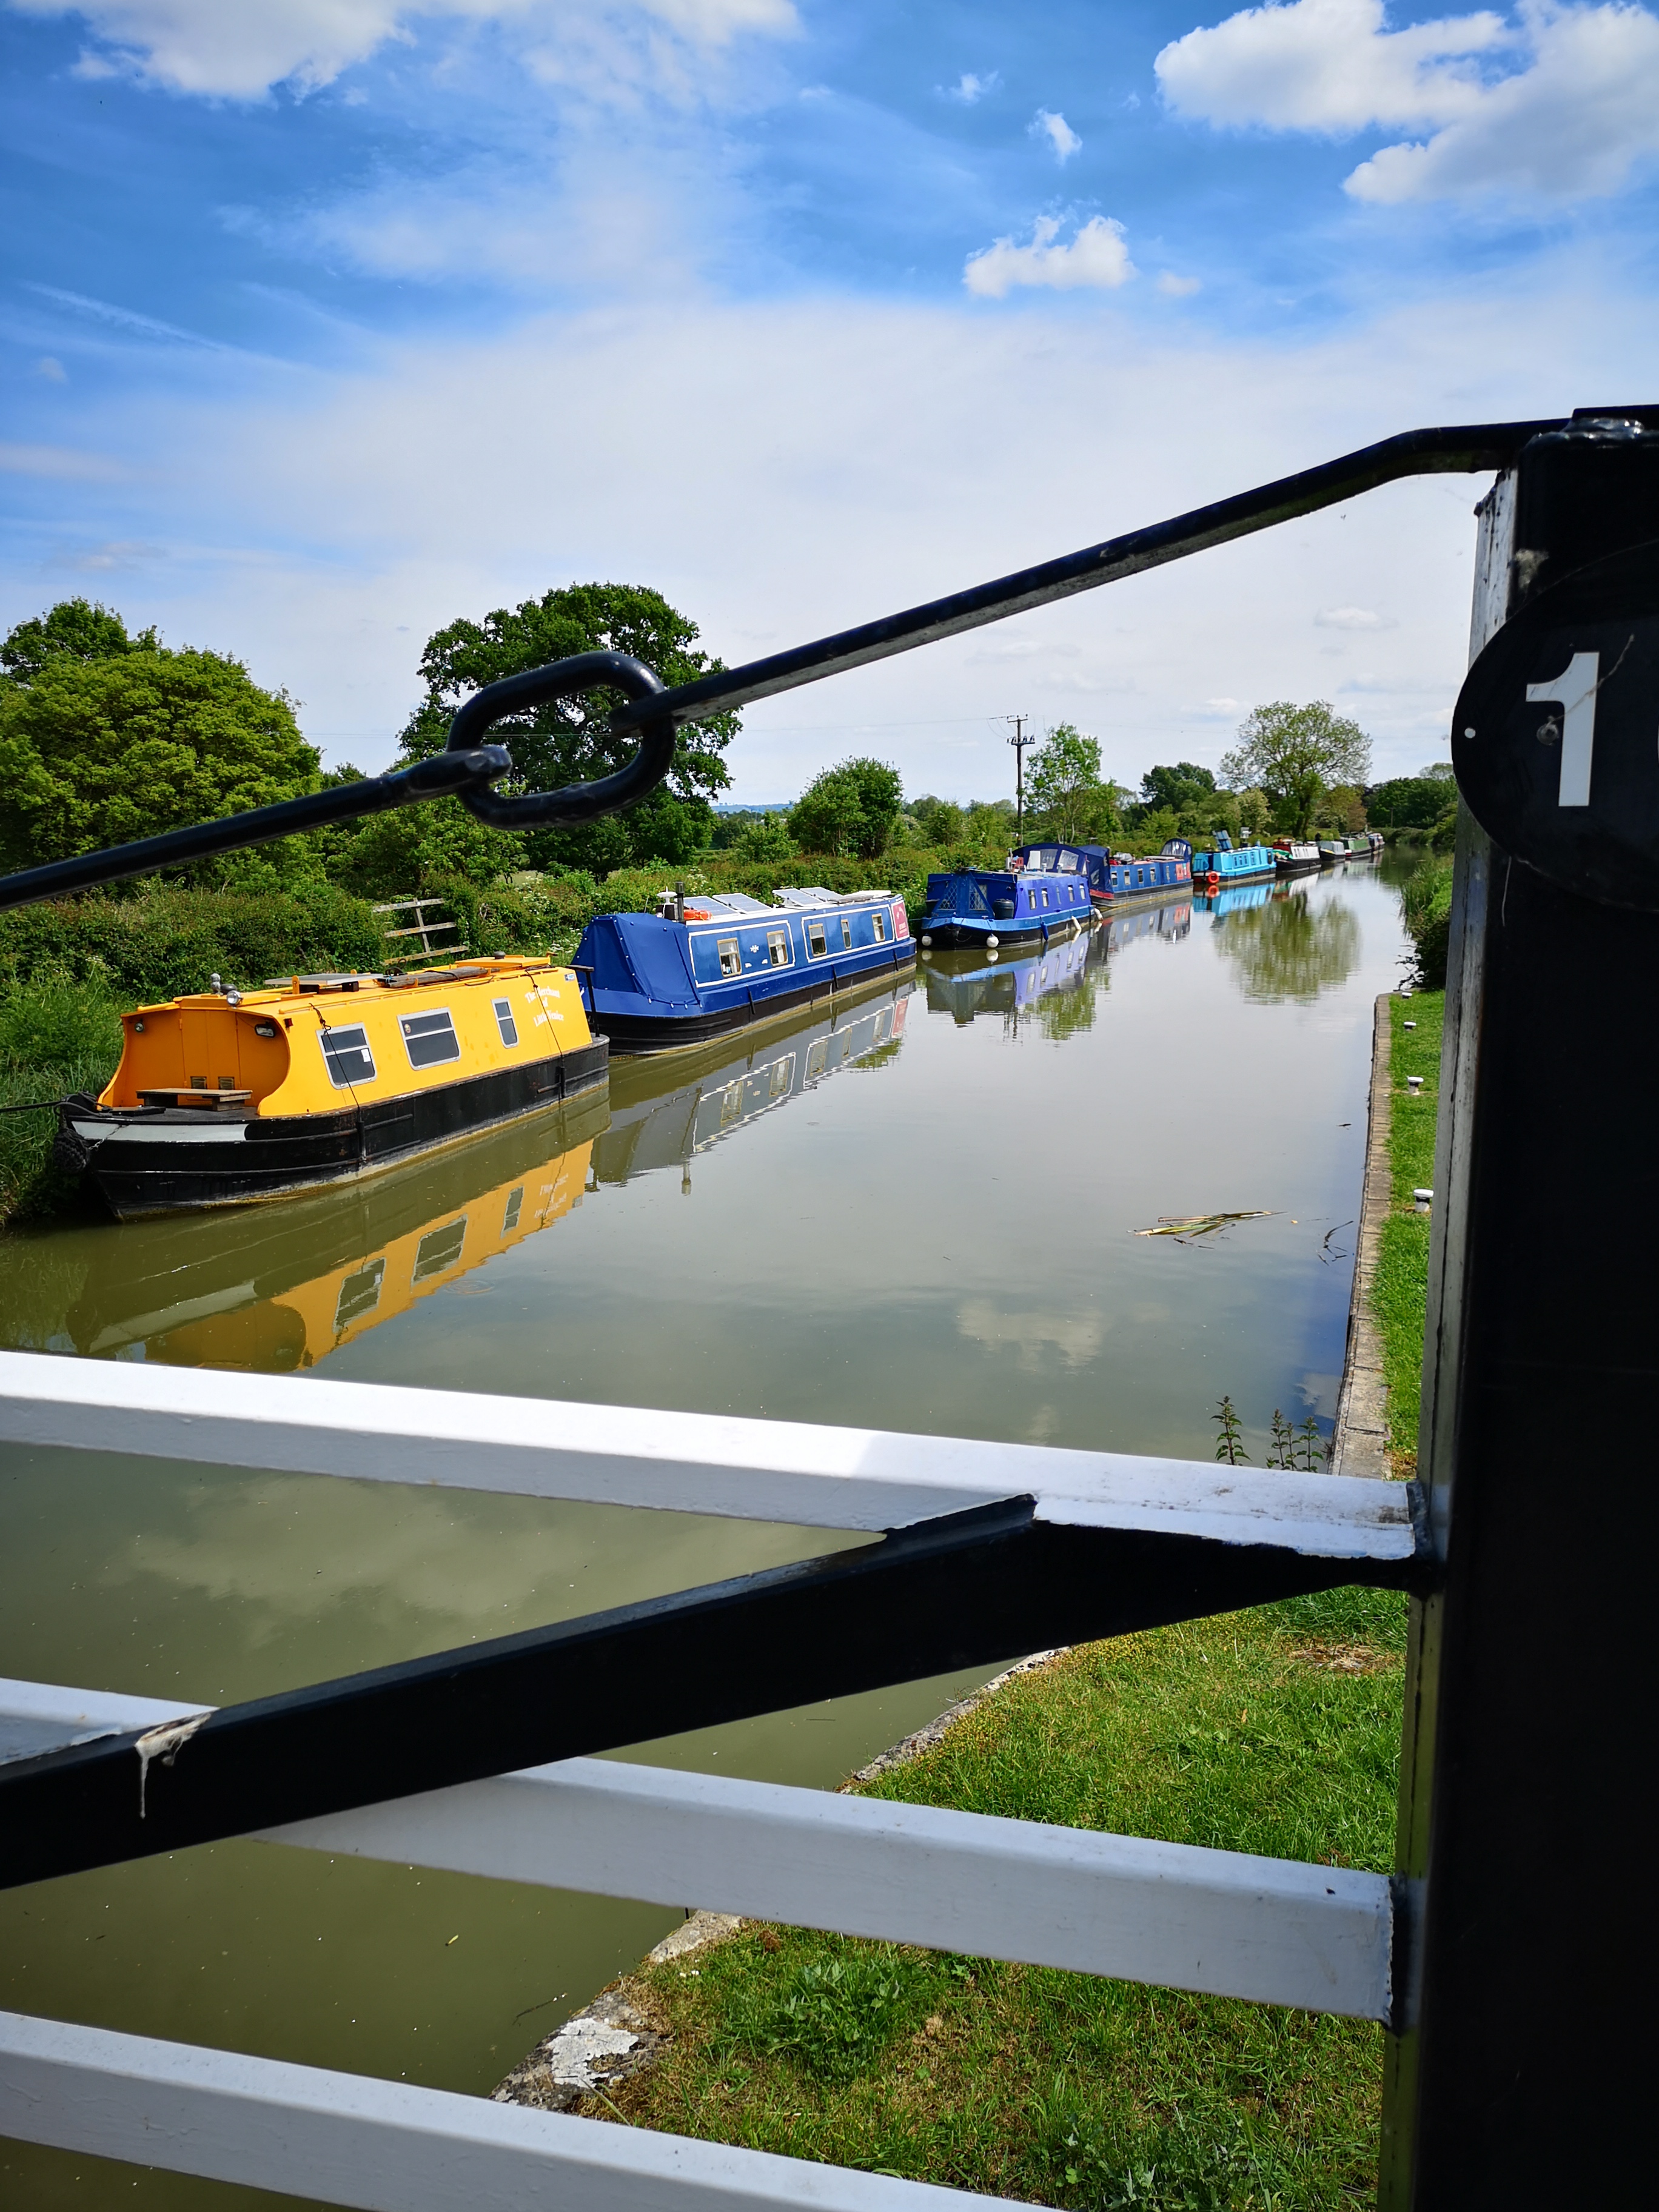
[
  {"xmin": 1006, "ymin": 840, "xmax": 1194, "ymax": 917},
  {"xmin": 574, "ymin": 886, "xmax": 913, "ymax": 1053},
  {"xmin": 922, "ymin": 854, "xmax": 1094, "ymax": 949},
  {"xmin": 56, "ymin": 958, "xmax": 605, "ymax": 1221},
  {"xmin": 1272, "ymin": 839, "xmax": 1322, "ymax": 874},
  {"xmin": 1187, "ymin": 833, "xmax": 1279, "ymax": 888}
]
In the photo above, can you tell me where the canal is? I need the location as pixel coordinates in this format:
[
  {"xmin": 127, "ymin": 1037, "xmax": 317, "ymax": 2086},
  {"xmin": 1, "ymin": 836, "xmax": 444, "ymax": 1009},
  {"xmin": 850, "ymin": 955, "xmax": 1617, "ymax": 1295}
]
[{"xmin": 0, "ymin": 857, "xmax": 1413, "ymax": 2209}]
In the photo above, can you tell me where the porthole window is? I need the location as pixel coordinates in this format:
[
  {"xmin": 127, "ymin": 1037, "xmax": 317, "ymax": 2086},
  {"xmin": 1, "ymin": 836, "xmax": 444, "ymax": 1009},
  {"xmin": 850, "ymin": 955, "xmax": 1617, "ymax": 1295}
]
[
  {"xmin": 319, "ymin": 1024, "xmax": 375, "ymax": 1088},
  {"xmin": 400, "ymin": 1008, "xmax": 460, "ymax": 1069},
  {"xmin": 717, "ymin": 937, "xmax": 742, "ymax": 977},
  {"xmin": 493, "ymin": 996, "xmax": 520, "ymax": 1047}
]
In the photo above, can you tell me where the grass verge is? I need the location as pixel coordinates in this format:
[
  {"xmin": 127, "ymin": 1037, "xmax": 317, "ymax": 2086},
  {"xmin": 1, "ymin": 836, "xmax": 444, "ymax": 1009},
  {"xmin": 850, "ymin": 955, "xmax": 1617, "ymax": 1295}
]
[
  {"xmin": 582, "ymin": 1585, "xmax": 1409, "ymax": 2211},
  {"xmin": 1370, "ymin": 993, "xmax": 1443, "ymax": 1477}
]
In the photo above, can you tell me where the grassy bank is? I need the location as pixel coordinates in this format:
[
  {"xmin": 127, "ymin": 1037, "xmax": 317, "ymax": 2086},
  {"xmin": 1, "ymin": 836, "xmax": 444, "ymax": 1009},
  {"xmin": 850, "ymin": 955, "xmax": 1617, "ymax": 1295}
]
[
  {"xmin": 575, "ymin": 1584, "xmax": 1408, "ymax": 2210},
  {"xmin": 1370, "ymin": 993, "xmax": 1443, "ymax": 1478}
]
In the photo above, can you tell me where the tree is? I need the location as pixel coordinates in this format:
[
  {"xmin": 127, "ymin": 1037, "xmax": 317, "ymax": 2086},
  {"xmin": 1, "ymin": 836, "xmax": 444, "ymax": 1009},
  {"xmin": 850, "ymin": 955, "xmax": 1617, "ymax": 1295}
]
[
  {"xmin": 1219, "ymin": 702, "xmax": 1372, "ymax": 839},
  {"xmin": 397, "ymin": 583, "xmax": 736, "ymax": 875},
  {"xmin": 1025, "ymin": 723, "xmax": 1119, "ymax": 845},
  {"xmin": 0, "ymin": 612, "xmax": 318, "ymax": 875},
  {"xmin": 1, "ymin": 595, "xmax": 156, "ymax": 680},
  {"xmin": 1139, "ymin": 760, "xmax": 1216, "ymax": 814},
  {"xmin": 909, "ymin": 794, "xmax": 965, "ymax": 846},
  {"xmin": 1366, "ymin": 775, "xmax": 1458, "ymax": 831},
  {"xmin": 789, "ymin": 758, "xmax": 902, "ymax": 858}
]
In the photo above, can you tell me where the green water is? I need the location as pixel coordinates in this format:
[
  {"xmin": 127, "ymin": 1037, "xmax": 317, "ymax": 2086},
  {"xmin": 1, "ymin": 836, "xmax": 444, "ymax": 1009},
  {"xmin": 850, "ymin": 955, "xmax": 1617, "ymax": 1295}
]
[{"xmin": 0, "ymin": 862, "xmax": 1412, "ymax": 2208}]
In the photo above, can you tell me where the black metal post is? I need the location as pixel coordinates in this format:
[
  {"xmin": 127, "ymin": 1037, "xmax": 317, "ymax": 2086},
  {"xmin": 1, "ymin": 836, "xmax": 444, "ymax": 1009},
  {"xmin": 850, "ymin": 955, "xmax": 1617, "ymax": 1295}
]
[{"xmin": 1380, "ymin": 413, "xmax": 1659, "ymax": 2205}]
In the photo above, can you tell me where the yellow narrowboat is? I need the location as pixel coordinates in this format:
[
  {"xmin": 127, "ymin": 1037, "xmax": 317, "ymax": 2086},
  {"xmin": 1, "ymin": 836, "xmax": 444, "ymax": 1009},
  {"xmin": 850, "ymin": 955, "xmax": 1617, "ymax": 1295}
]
[{"xmin": 55, "ymin": 957, "xmax": 607, "ymax": 1219}]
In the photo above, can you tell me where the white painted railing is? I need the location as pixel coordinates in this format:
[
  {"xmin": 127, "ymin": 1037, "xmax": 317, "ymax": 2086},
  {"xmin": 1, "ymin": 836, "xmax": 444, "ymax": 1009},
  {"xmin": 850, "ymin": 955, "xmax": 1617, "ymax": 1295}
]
[{"xmin": 0, "ymin": 1348, "xmax": 1403, "ymax": 2207}]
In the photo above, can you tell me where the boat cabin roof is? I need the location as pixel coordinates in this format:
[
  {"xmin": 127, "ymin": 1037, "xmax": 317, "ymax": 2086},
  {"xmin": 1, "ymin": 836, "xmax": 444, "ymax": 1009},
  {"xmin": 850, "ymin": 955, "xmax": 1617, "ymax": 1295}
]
[{"xmin": 129, "ymin": 954, "xmax": 557, "ymax": 1019}]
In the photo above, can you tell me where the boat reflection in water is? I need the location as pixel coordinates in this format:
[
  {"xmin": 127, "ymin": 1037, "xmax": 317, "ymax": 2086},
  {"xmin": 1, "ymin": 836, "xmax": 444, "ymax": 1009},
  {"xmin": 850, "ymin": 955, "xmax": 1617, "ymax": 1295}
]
[
  {"xmin": 595, "ymin": 980, "xmax": 912, "ymax": 1191},
  {"xmin": 49, "ymin": 980, "xmax": 917, "ymax": 1369},
  {"xmin": 1192, "ymin": 880, "xmax": 1276, "ymax": 918},
  {"xmin": 919, "ymin": 899, "xmax": 1190, "ymax": 1033},
  {"xmin": 59, "ymin": 1089, "xmax": 609, "ymax": 1372}
]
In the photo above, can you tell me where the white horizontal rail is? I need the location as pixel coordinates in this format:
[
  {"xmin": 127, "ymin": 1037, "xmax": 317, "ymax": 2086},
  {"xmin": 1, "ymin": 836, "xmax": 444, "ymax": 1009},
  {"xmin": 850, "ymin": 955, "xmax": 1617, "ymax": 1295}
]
[
  {"xmin": 1, "ymin": 1680, "xmax": 1390, "ymax": 2020},
  {"xmin": 0, "ymin": 1350, "xmax": 1415, "ymax": 1557},
  {"xmin": 0, "ymin": 2009, "xmax": 989, "ymax": 2212}
]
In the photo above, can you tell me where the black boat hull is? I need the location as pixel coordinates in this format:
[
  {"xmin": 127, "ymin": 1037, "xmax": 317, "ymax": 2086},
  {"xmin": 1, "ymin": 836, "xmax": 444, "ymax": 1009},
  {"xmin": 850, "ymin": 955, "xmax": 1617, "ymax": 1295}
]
[{"xmin": 64, "ymin": 1042, "xmax": 609, "ymax": 1219}]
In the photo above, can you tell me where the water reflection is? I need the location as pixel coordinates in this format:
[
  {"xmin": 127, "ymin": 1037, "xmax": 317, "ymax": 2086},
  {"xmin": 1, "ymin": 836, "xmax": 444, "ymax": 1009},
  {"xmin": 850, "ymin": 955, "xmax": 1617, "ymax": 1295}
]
[
  {"xmin": 598, "ymin": 984, "xmax": 911, "ymax": 1191},
  {"xmin": 919, "ymin": 902, "xmax": 1191, "ymax": 1042},
  {"xmin": 1208, "ymin": 886, "xmax": 1362, "ymax": 1004}
]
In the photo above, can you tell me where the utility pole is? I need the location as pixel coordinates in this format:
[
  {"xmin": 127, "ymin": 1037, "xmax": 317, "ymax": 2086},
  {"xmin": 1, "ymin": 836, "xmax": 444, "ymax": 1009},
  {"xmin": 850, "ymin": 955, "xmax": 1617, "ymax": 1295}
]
[{"xmin": 1004, "ymin": 714, "xmax": 1033, "ymax": 844}]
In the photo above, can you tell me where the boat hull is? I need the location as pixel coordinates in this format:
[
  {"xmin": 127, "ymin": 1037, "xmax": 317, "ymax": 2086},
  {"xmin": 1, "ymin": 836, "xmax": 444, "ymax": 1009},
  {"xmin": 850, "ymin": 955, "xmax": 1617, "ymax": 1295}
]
[
  {"xmin": 920, "ymin": 913, "xmax": 1085, "ymax": 950},
  {"xmin": 591, "ymin": 945, "xmax": 914, "ymax": 1053},
  {"xmin": 63, "ymin": 1042, "xmax": 609, "ymax": 1219}
]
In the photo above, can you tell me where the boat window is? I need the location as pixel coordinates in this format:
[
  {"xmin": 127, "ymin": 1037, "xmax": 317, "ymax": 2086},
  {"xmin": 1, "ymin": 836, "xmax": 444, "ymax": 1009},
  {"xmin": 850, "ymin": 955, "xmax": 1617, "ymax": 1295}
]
[
  {"xmin": 492, "ymin": 997, "xmax": 520, "ymax": 1047},
  {"xmin": 808, "ymin": 920, "xmax": 828, "ymax": 957},
  {"xmin": 766, "ymin": 929, "xmax": 792, "ymax": 967},
  {"xmin": 1058, "ymin": 851, "xmax": 1079, "ymax": 871},
  {"xmin": 400, "ymin": 1008, "xmax": 461, "ymax": 1069},
  {"xmin": 872, "ymin": 912, "xmax": 886, "ymax": 942},
  {"xmin": 334, "ymin": 1257, "xmax": 384, "ymax": 1331},
  {"xmin": 413, "ymin": 1216, "xmax": 466, "ymax": 1283},
  {"xmin": 805, "ymin": 1037, "xmax": 827, "ymax": 1081},
  {"xmin": 503, "ymin": 1187, "xmax": 524, "ymax": 1233},
  {"xmin": 717, "ymin": 936, "xmax": 742, "ymax": 977},
  {"xmin": 840, "ymin": 917, "xmax": 853, "ymax": 948},
  {"xmin": 768, "ymin": 1054, "xmax": 794, "ymax": 1099},
  {"xmin": 318, "ymin": 1024, "xmax": 375, "ymax": 1088}
]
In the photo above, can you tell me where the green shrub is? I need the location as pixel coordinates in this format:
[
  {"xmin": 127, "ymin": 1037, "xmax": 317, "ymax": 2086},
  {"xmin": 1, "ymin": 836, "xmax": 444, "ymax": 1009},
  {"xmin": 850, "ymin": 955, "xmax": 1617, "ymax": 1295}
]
[
  {"xmin": 0, "ymin": 965, "xmax": 123, "ymax": 1070},
  {"xmin": 1401, "ymin": 857, "xmax": 1455, "ymax": 988},
  {"xmin": 0, "ymin": 882, "xmax": 386, "ymax": 1004}
]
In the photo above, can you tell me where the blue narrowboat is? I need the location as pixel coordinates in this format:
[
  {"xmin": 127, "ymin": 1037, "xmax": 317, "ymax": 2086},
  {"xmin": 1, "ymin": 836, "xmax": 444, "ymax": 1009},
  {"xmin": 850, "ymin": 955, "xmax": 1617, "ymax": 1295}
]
[
  {"xmin": 1188, "ymin": 831, "xmax": 1279, "ymax": 887},
  {"xmin": 920, "ymin": 858, "xmax": 1093, "ymax": 949},
  {"xmin": 1016, "ymin": 840, "xmax": 1194, "ymax": 913},
  {"xmin": 574, "ymin": 886, "xmax": 913, "ymax": 1053}
]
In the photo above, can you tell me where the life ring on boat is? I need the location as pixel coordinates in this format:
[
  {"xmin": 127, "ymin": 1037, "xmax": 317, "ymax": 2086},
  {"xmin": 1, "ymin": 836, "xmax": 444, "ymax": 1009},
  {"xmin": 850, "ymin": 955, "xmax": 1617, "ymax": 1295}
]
[{"xmin": 1204, "ymin": 871, "xmax": 1220, "ymax": 893}]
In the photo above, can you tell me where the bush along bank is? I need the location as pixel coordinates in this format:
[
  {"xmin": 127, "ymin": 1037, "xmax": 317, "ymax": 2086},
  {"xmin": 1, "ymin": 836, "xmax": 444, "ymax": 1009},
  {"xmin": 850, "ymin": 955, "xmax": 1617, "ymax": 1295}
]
[
  {"xmin": 543, "ymin": 1589, "xmax": 1410, "ymax": 2210},
  {"xmin": 1370, "ymin": 990, "xmax": 1442, "ymax": 1478},
  {"xmin": 0, "ymin": 882, "xmax": 390, "ymax": 1228},
  {"xmin": 1399, "ymin": 859, "xmax": 1453, "ymax": 988}
]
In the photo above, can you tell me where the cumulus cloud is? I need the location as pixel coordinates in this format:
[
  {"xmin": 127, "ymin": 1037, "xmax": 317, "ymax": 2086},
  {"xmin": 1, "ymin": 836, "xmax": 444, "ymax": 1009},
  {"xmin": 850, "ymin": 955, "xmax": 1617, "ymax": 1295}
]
[
  {"xmin": 964, "ymin": 213, "xmax": 1134, "ymax": 297},
  {"xmin": 1316, "ymin": 603, "xmax": 1395, "ymax": 626},
  {"xmin": 1155, "ymin": 0, "xmax": 1659, "ymax": 203},
  {"xmin": 1156, "ymin": 271, "xmax": 1202, "ymax": 295},
  {"xmin": 36, "ymin": 356, "xmax": 67, "ymax": 380},
  {"xmin": 1031, "ymin": 106, "xmax": 1083, "ymax": 159},
  {"xmin": 7, "ymin": 0, "xmax": 797, "ymax": 98},
  {"xmin": 945, "ymin": 70, "xmax": 1000, "ymax": 102}
]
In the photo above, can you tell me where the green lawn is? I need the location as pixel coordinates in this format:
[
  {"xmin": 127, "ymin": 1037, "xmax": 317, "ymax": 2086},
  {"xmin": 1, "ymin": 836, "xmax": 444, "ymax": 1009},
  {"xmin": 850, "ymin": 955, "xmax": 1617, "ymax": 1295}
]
[{"xmin": 596, "ymin": 1587, "xmax": 1408, "ymax": 2211}]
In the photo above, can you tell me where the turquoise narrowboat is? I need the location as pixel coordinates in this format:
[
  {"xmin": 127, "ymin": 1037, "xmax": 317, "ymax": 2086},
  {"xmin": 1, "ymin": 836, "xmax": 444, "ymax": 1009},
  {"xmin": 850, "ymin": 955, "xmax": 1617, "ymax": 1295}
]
[{"xmin": 1188, "ymin": 832, "xmax": 1279, "ymax": 888}]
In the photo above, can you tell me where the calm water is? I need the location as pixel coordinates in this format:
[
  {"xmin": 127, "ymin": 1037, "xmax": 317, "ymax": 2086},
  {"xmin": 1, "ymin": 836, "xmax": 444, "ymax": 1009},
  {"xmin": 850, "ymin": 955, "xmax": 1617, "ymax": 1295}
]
[{"xmin": 0, "ymin": 860, "xmax": 1410, "ymax": 2209}]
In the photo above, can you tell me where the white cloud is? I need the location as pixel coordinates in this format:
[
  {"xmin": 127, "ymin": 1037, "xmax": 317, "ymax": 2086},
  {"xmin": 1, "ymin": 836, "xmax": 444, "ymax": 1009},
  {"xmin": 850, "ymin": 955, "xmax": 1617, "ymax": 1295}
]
[
  {"xmin": 1347, "ymin": 2, "xmax": 1659, "ymax": 199},
  {"xmin": 6, "ymin": 0, "xmax": 796, "ymax": 98},
  {"xmin": 0, "ymin": 441, "xmax": 126, "ymax": 480},
  {"xmin": 1156, "ymin": 0, "xmax": 1510, "ymax": 132},
  {"xmin": 1155, "ymin": 0, "xmax": 1659, "ymax": 203},
  {"xmin": 964, "ymin": 213, "xmax": 1134, "ymax": 297},
  {"xmin": 945, "ymin": 70, "xmax": 1000, "ymax": 102},
  {"xmin": 35, "ymin": 356, "xmax": 67, "ymax": 381},
  {"xmin": 1316, "ymin": 603, "xmax": 1395, "ymax": 626},
  {"xmin": 1031, "ymin": 106, "xmax": 1082, "ymax": 159},
  {"xmin": 1157, "ymin": 271, "xmax": 1202, "ymax": 296}
]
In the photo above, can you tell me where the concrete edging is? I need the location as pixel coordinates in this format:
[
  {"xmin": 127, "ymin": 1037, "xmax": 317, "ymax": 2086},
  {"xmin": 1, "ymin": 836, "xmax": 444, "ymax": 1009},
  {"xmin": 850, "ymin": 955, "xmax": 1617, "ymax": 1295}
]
[{"xmin": 1330, "ymin": 993, "xmax": 1393, "ymax": 1478}]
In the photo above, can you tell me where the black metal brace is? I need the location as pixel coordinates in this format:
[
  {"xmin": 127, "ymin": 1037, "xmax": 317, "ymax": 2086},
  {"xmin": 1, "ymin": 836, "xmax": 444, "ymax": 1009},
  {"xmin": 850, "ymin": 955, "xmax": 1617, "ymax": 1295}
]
[{"xmin": 0, "ymin": 1496, "xmax": 1431, "ymax": 1892}]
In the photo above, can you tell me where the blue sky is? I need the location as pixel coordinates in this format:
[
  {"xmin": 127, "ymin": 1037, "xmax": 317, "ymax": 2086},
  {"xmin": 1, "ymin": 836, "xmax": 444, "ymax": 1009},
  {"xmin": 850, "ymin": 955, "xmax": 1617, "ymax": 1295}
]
[{"xmin": 4, "ymin": 1, "xmax": 1659, "ymax": 799}]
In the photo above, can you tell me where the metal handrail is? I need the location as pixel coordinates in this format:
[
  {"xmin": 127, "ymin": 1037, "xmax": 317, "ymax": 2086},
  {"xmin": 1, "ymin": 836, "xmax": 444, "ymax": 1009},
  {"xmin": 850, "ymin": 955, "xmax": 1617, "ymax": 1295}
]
[{"xmin": 0, "ymin": 416, "xmax": 1564, "ymax": 916}]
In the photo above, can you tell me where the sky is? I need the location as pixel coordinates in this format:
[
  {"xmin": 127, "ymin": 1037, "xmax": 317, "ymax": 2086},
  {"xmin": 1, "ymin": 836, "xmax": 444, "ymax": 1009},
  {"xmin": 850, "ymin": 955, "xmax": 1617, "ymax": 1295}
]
[{"xmin": 3, "ymin": 1, "xmax": 1658, "ymax": 803}]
